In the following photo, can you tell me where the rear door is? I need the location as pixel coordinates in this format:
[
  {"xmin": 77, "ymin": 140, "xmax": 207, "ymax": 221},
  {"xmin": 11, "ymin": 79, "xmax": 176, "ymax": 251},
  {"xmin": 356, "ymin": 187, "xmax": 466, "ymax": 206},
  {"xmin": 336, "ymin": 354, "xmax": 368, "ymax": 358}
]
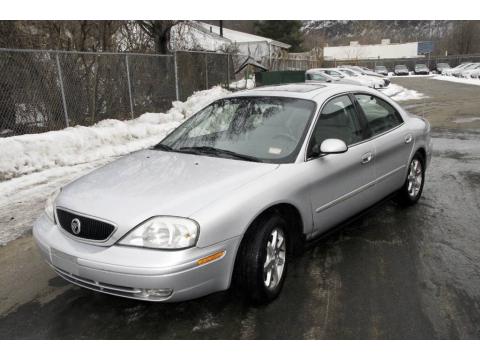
[{"xmin": 354, "ymin": 93, "xmax": 414, "ymax": 200}]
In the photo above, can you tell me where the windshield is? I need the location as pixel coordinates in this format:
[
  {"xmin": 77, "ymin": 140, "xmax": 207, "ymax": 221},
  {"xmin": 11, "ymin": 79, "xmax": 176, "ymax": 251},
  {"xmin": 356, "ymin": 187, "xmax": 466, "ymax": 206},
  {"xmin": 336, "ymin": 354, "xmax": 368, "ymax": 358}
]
[
  {"xmin": 375, "ymin": 66, "xmax": 387, "ymax": 70},
  {"xmin": 396, "ymin": 65, "xmax": 407, "ymax": 70},
  {"xmin": 159, "ymin": 97, "xmax": 317, "ymax": 163}
]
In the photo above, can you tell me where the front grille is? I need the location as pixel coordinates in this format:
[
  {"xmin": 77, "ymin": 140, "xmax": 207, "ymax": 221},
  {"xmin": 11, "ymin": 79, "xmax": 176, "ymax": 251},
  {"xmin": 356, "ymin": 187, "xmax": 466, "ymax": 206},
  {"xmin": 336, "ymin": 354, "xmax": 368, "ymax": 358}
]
[{"xmin": 56, "ymin": 208, "xmax": 115, "ymax": 241}]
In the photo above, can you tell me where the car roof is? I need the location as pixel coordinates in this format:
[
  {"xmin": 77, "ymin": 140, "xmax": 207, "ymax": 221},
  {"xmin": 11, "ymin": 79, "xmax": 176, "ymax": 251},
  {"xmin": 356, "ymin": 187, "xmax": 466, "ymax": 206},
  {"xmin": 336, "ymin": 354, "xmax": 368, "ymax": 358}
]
[{"xmin": 225, "ymin": 83, "xmax": 373, "ymax": 101}]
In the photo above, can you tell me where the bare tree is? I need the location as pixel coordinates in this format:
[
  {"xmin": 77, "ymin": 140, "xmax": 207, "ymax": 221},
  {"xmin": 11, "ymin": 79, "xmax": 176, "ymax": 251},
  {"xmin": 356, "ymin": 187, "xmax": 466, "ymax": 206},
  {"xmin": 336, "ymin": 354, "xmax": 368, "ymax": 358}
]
[
  {"xmin": 449, "ymin": 21, "xmax": 480, "ymax": 55},
  {"xmin": 136, "ymin": 20, "xmax": 183, "ymax": 54}
]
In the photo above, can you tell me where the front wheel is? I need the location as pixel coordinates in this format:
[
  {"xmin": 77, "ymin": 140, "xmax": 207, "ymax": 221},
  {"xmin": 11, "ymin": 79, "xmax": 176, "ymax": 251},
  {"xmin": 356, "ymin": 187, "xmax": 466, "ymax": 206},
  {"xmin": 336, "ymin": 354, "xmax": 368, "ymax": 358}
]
[
  {"xmin": 235, "ymin": 214, "xmax": 289, "ymax": 304},
  {"xmin": 397, "ymin": 153, "xmax": 425, "ymax": 205}
]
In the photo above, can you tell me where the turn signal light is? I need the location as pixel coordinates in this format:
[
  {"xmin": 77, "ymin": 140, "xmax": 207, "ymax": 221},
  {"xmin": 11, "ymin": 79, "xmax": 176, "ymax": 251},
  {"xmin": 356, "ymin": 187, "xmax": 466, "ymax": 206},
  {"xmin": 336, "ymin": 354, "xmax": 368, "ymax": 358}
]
[{"xmin": 197, "ymin": 250, "xmax": 226, "ymax": 266}]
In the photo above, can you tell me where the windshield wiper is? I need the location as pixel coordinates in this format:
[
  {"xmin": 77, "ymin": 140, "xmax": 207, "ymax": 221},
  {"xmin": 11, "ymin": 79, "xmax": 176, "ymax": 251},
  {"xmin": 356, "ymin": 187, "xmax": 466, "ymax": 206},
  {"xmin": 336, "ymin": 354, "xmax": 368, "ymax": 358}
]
[
  {"xmin": 153, "ymin": 143, "xmax": 173, "ymax": 151},
  {"xmin": 179, "ymin": 146, "xmax": 263, "ymax": 163}
]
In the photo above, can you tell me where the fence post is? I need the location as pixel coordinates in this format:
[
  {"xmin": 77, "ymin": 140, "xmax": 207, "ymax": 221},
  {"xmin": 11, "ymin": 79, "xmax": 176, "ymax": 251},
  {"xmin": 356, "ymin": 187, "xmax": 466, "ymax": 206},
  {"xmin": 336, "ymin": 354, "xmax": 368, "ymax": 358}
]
[
  {"xmin": 227, "ymin": 53, "xmax": 230, "ymax": 87},
  {"xmin": 173, "ymin": 52, "xmax": 180, "ymax": 101},
  {"xmin": 55, "ymin": 52, "xmax": 69, "ymax": 127},
  {"xmin": 205, "ymin": 53, "xmax": 208, "ymax": 90},
  {"xmin": 125, "ymin": 54, "xmax": 135, "ymax": 119}
]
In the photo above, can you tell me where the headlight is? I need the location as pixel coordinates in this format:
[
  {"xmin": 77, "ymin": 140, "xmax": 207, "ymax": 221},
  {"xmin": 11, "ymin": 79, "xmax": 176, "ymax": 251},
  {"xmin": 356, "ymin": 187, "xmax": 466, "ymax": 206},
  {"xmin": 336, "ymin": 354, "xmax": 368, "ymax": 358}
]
[
  {"xmin": 119, "ymin": 216, "xmax": 199, "ymax": 250},
  {"xmin": 45, "ymin": 188, "xmax": 61, "ymax": 223}
]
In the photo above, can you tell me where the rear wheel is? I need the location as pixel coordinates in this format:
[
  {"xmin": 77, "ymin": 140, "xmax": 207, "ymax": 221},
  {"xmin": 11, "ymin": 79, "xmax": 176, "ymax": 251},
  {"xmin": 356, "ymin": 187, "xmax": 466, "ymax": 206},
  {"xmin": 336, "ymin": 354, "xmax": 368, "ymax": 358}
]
[
  {"xmin": 397, "ymin": 153, "xmax": 425, "ymax": 205},
  {"xmin": 235, "ymin": 214, "xmax": 289, "ymax": 304}
]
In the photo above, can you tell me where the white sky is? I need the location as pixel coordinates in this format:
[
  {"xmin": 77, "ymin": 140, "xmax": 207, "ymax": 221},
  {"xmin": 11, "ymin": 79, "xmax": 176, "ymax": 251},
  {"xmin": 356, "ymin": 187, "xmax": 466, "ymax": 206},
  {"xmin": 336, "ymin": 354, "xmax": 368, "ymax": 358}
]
[{"xmin": 1, "ymin": 0, "xmax": 478, "ymax": 20}]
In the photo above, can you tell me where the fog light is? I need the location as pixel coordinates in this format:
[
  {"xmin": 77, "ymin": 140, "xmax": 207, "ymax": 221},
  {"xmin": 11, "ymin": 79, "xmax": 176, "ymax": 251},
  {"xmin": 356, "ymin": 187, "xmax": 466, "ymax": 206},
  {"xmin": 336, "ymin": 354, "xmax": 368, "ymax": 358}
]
[{"xmin": 138, "ymin": 288, "xmax": 173, "ymax": 300}]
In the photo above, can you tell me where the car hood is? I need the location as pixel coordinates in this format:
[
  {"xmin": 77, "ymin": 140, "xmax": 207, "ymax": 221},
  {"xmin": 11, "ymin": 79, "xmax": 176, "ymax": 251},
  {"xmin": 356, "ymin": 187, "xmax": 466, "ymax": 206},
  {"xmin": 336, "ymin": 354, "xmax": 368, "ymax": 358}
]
[{"xmin": 57, "ymin": 149, "xmax": 279, "ymax": 237}]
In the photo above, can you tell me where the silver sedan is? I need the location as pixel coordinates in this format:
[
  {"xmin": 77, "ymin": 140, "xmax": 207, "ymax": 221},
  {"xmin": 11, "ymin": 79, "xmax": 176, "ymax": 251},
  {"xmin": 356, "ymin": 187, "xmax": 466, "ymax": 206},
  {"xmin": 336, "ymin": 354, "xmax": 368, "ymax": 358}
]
[{"xmin": 33, "ymin": 83, "xmax": 432, "ymax": 304}]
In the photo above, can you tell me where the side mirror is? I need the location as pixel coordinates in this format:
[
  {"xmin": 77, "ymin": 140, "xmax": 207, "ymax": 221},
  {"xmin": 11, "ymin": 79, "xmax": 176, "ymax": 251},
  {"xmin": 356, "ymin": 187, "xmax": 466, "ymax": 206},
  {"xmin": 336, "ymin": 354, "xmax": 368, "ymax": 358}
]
[{"xmin": 320, "ymin": 138, "xmax": 348, "ymax": 154}]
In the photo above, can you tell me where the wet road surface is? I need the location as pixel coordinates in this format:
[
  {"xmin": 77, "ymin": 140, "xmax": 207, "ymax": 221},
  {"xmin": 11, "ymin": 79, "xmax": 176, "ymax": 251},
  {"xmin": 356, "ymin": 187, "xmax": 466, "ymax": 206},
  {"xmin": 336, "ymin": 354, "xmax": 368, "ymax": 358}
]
[{"xmin": 0, "ymin": 79, "xmax": 479, "ymax": 339}]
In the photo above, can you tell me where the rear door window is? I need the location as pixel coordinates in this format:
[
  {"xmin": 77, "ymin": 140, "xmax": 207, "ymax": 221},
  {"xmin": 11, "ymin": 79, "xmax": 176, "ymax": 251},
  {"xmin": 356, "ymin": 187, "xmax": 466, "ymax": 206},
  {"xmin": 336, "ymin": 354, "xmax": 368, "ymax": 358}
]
[{"xmin": 354, "ymin": 94, "xmax": 403, "ymax": 136}]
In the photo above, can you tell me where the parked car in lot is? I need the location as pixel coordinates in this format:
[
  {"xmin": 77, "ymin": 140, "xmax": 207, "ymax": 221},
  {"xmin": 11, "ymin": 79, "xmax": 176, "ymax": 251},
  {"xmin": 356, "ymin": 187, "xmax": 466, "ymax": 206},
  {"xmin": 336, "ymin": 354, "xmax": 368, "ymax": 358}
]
[
  {"xmin": 435, "ymin": 63, "xmax": 450, "ymax": 74},
  {"xmin": 443, "ymin": 62, "xmax": 472, "ymax": 76},
  {"xmin": 414, "ymin": 64, "xmax": 430, "ymax": 75},
  {"xmin": 470, "ymin": 68, "xmax": 480, "ymax": 79},
  {"xmin": 305, "ymin": 70, "xmax": 338, "ymax": 83},
  {"xmin": 394, "ymin": 65, "xmax": 410, "ymax": 75},
  {"xmin": 306, "ymin": 68, "xmax": 378, "ymax": 88},
  {"xmin": 458, "ymin": 63, "xmax": 480, "ymax": 78},
  {"xmin": 337, "ymin": 67, "xmax": 389, "ymax": 88},
  {"xmin": 34, "ymin": 83, "xmax": 432, "ymax": 304},
  {"xmin": 452, "ymin": 63, "xmax": 477, "ymax": 77},
  {"xmin": 341, "ymin": 65, "xmax": 386, "ymax": 79},
  {"xmin": 374, "ymin": 65, "xmax": 389, "ymax": 76},
  {"xmin": 305, "ymin": 68, "xmax": 367, "ymax": 87}
]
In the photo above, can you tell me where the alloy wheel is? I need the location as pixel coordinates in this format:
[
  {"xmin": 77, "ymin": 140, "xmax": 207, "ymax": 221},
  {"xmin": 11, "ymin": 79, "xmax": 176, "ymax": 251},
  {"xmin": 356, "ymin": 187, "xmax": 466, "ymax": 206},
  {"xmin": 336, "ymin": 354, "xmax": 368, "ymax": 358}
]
[
  {"xmin": 407, "ymin": 158, "xmax": 423, "ymax": 198},
  {"xmin": 263, "ymin": 227, "xmax": 286, "ymax": 290}
]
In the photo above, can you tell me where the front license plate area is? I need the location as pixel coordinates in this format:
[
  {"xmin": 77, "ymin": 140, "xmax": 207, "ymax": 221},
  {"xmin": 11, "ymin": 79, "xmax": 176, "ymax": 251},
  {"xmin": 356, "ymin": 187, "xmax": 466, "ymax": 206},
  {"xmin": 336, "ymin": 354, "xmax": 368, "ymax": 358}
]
[{"xmin": 51, "ymin": 248, "xmax": 79, "ymax": 276}]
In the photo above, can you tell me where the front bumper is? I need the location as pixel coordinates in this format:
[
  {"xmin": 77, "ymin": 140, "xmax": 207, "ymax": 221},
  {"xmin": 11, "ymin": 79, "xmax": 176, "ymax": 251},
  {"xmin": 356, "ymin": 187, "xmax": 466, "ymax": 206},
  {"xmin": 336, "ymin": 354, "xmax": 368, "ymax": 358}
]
[{"xmin": 33, "ymin": 214, "xmax": 240, "ymax": 302}]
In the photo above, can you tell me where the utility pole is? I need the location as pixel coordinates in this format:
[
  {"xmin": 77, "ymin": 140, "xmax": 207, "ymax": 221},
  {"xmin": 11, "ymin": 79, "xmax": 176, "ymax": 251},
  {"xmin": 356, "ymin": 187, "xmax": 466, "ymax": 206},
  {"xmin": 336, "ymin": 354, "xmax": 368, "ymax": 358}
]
[{"xmin": 219, "ymin": 20, "xmax": 223, "ymax": 37}]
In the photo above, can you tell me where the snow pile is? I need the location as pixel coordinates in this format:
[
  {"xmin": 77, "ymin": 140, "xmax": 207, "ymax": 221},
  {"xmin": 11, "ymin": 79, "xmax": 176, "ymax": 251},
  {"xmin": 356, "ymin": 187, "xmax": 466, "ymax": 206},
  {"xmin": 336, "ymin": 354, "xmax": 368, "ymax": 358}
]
[
  {"xmin": 380, "ymin": 84, "xmax": 426, "ymax": 101},
  {"xmin": 432, "ymin": 75, "xmax": 480, "ymax": 87},
  {"xmin": 229, "ymin": 77, "xmax": 255, "ymax": 90},
  {"xmin": 0, "ymin": 86, "xmax": 230, "ymax": 181}
]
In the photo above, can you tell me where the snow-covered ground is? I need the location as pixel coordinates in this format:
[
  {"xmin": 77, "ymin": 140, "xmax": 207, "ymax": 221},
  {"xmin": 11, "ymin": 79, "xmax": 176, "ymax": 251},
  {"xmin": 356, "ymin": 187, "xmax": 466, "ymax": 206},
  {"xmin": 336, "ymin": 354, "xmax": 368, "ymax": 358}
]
[
  {"xmin": 0, "ymin": 86, "xmax": 229, "ymax": 245},
  {"xmin": 379, "ymin": 84, "xmax": 426, "ymax": 101},
  {"xmin": 229, "ymin": 77, "xmax": 255, "ymax": 90},
  {"xmin": 432, "ymin": 75, "xmax": 480, "ymax": 87}
]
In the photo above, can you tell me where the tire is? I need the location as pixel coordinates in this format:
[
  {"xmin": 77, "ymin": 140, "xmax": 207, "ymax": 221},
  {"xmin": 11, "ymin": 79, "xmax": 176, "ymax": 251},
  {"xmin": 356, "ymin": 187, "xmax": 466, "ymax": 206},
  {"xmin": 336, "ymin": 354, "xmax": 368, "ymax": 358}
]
[
  {"xmin": 235, "ymin": 214, "xmax": 289, "ymax": 304},
  {"xmin": 397, "ymin": 153, "xmax": 425, "ymax": 206}
]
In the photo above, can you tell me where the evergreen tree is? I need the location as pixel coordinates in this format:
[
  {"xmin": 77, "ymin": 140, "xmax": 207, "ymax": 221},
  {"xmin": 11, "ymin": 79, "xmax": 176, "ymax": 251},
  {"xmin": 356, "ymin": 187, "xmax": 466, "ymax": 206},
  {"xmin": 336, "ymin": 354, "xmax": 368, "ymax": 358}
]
[{"xmin": 254, "ymin": 21, "xmax": 304, "ymax": 52}]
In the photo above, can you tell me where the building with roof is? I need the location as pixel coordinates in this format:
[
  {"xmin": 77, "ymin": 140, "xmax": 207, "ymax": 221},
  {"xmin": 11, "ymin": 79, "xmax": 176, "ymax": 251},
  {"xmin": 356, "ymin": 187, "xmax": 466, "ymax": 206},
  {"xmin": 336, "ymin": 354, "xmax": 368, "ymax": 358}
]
[
  {"xmin": 170, "ymin": 21, "xmax": 291, "ymax": 66},
  {"xmin": 323, "ymin": 39, "xmax": 433, "ymax": 60}
]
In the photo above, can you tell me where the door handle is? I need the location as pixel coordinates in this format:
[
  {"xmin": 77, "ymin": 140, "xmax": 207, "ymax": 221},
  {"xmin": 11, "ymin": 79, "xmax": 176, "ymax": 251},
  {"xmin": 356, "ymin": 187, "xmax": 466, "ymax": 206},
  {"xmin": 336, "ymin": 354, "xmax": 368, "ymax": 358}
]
[
  {"xmin": 361, "ymin": 152, "xmax": 373, "ymax": 164},
  {"xmin": 405, "ymin": 134, "xmax": 413, "ymax": 144}
]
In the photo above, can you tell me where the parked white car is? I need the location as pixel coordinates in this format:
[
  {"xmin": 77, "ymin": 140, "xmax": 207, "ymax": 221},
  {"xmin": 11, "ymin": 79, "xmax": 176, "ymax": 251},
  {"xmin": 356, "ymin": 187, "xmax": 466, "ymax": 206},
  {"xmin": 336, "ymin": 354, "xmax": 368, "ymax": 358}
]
[
  {"xmin": 459, "ymin": 63, "xmax": 480, "ymax": 78},
  {"xmin": 470, "ymin": 68, "xmax": 480, "ymax": 79},
  {"xmin": 451, "ymin": 63, "xmax": 476, "ymax": 77},
  {"xmin": 305, "ymin": 68, "xmax": 369, "ymax": 87},
  {"xmin": 339, "ymin": 66, "xmax": 390, "ymax": 88},
  {"xmin": 442, "ymin": 63, "xmax": 470, "ymax": 76},
  {"xmin": 337, "ymin": 67, "xmax": 388, "ymax": 88}
]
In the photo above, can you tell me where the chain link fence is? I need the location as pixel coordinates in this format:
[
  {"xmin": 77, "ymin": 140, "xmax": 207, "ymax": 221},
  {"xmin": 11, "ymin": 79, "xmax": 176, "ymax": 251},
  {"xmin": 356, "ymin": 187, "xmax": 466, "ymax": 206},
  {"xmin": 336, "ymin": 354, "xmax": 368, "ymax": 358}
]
[{"xmin": 0, "ymin": 49, "xmax": 233, "ymax": 137}]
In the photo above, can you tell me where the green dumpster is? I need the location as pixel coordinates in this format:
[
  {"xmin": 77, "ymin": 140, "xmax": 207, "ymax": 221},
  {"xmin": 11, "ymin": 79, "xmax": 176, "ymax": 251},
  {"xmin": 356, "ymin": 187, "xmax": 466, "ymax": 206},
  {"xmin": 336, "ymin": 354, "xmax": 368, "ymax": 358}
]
[{"xmin": 255, "ymin": 71, "xmax": 305, "ymax": 87}]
